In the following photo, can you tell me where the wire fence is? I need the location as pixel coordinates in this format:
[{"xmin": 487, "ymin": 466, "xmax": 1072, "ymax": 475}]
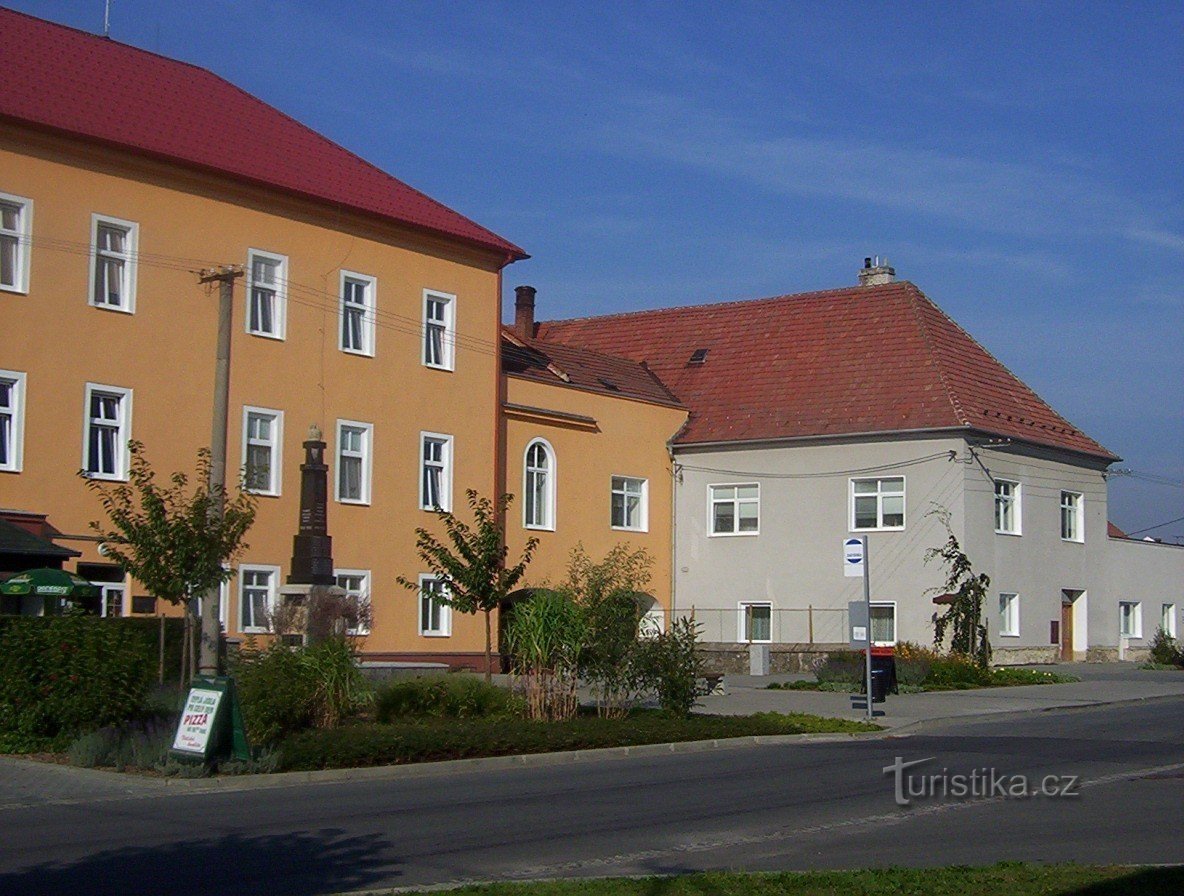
[{"xmin": 643, "ymin": 606, "xmax": 849, "ymax": 645}]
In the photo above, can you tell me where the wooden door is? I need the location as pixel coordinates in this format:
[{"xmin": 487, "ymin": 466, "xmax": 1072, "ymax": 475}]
[{"xmin": 1060, "ymin": 602, "xmax": 1073, "ymax": 661}]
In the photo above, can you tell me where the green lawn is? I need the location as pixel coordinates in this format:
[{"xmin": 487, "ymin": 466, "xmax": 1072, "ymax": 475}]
[{"xmin": 355, "ymin": 863, "xmax": 1183, "ymax": 896}]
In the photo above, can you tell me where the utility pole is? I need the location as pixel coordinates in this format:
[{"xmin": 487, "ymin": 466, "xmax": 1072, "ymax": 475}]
[{"xmin": 197, "ymin": 265, "xmax": 243, "ymax": 676}]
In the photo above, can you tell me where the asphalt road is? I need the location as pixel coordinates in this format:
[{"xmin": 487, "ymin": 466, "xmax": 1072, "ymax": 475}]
[{"xmin": 1, "ymin": 698, "xmax": 1181, "ymax": 894}]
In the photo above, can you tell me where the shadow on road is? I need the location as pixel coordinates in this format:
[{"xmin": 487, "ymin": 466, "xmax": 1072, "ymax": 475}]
[{"xmin": 0, "ymin": 827, "xmax": 400, "ymax": 896}]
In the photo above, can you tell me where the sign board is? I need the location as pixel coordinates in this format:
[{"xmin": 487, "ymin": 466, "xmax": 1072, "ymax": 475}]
[
  {"xmin": 170, "ymin": 676, "xmax": 251, "ymax": 763},
  {"xmin": 848, "ymin": 600, "xmax": 870, "ymax": 649},
  {"xmin": 843, "ymin": 537, "xmax": 865, "ymax": 577}
]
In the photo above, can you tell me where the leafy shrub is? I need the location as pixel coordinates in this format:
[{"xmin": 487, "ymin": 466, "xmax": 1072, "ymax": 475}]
[
  {"xmin": 633, "ymin": 616, "xmax": 705, "ymax": 716},
  {"xmin": 925, "ymin": 653, "xmax": 991, "ymax": 688},
  {"xmin": 233, "ymin": 637, "xmax": 372, "ymax": 745},
  {"xmin": 815, "ymin": 650, "xmax": 864, "ymax": 684},
  {"xmin": 0, "ymin": 615, "xmax": 154, "ymax": 742},
  {"xmin": 987, "ymin": 667, "xmax": 1078, "ymax": 686},
  {"xmin": 375, "ymin": 675, "xmax": 524, "ymax": 722},
  {"xmin": 895, "ymin": 641, "xmax": 938, "ymax": 686},
  {"xmin": 67, "ymin": 716, "xmax": 173, "ymax": 770},
  {"xmin": 278, "ymin": 711, "xmax": 879, "ymax": 771},
  {"xmin": 1149, "ymin": 627, "xmax": 1183, "ymax": 668}
]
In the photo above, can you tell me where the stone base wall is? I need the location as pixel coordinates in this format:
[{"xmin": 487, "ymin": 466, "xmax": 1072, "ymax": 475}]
[
  {"xmin": 993, "ymin": 646, "xmax": 1060, "ymax": 665},
  {"xmin": 697, "ymin": 642, "xmax": 846, "ymax": 675}
]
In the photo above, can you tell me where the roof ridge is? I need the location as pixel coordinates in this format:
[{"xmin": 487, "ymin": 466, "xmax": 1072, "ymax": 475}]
[{"xmin": 542, "ymin": 281, "xmax": 913, "ymax": 328}]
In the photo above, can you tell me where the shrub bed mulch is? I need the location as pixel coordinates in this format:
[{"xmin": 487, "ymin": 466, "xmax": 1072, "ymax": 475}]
[{"xmin": 278, "ymin": 711, "xmax": 879, "ymax": 772}]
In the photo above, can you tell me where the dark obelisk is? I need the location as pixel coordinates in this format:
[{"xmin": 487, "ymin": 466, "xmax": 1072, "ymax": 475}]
[{"xmin": 288, "ymin": 424, "xmax": 335, "ymax": 586}]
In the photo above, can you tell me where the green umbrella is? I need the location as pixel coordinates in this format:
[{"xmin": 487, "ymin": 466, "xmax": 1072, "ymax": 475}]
[{"xmin": 0, "ymin": 567, "xmax": 103, "ymax": 599}]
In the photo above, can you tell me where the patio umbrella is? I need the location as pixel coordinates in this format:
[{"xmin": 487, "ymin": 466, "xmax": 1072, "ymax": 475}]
[{"xmin": 0, "ymin": 567, "xmax": 102, "ymax": 599}]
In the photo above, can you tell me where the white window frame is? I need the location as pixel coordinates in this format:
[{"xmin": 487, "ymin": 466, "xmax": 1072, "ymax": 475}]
[
  {"xmin": 994, "ymin": 479, "xmax": 1022, "ymax": 536},
  {"xmin": 523, "ymin": 438, "xmax": 556, "ymax": 531},
  {"xmin": 999, "ymin": 592, "xmax": 1020, "ymax": 637},
  {"xmin": 242, "ymin": 406, "xmax": 284, "ymax": 496},
  {"xmin": 1162, "ymin": 604, "xmax": 1177, "ymax": 640},
  {"xmin": 611, "ymin": 475, "xmax": 648, "ymax": 532},
  {"xmin": 869, "ymin": 601, "xmax": 897, "ymax": 647},
  {"xmin": 1060, "ymin": 491, "xmax": 1084, "ymax": 542},
  {"xmin": 708, "ymin": 483, "xmax": 760, "ymax": 536},
  {"xmin": 736, "ymin": 601, "xmax": 772, "ymax": 643},
  {"xmin": 850, "ymin": 477, "xmax": 906, "ymax": 532},
  {"xmin": 195, "ymin": 577, "xmax": 230, "ymax": 630},
  {"xmin": 0, "ymin": 369, "xmax": 26, "ymax": 473},
  {"xmin": 1119, "ymin": 600, "xmax": 1142, "ymax": 639},
  {"xmin": 418, "ymin": 573, "xmax": 452, "ymax": 637},
  {"xmin": 422, "ymin": 289, "xmax": 456, "ymax": 371},
  {"xmin": 339, "ymin": 270, "xmax": 376, "ymax": 356},
  {"xmin": 419, "ymin": 432, "xmax": 453, "ymax": 512},
  {"xmin": 335, "ymin": 419, "xmax": 373, "ymax": 505},
  {"xmin": 334, "ymin": 568, "xmax": 371, "ymax": 636},
  {"xmin": 246, "ymin": 249, "xmax": 287, "ymax": 340},
  {"xmin": 0, "ymin": 191, "xmax": 33, "ymax": 294},
  {"xmin": 239, "ymin": 564, "xmax": 279, "ymax": 634},
  {"xmin": 89, "ymin": 214, "xmax": 138, "ymax": 313},
  {"xmin": 82, "ymin": 383, "xmax": 133, "ymax": 481}
]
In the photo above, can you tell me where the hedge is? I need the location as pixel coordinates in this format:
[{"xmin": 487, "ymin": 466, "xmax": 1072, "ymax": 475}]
[{"xmin": 0, "ymin": 615, "xmax": 157, "ymax": 747}]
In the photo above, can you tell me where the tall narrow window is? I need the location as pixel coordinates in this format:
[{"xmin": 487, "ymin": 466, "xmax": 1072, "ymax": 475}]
[
  {"xmin": 240, "ymin": 565, "xmax": 278, "ymax": 632},
  {"xmin": 0, "ymin": 192, "xmax": 32, "ymax": 293},
  {"xmin": 1119, "ymin": 601, "xmax": 1142, "ymax": 638},
  {"xmin": 83, "ymin": 383, "xmax": 132, "ymax": 480},
  {"xmin": 90, "ymin": 215, "xmax": 137, "ymax": 312},
  {"xmin": 334, "ymin": 569, "xmax": 371, "ymax": 635},
  {"xmin": 709, "ymin": 483, "xmax": 759, "ymax": 535},
  {"xmin": 336, "ymin": 420, "xmax": 372, "ymax": 505},
  {"xmin": 994, "ymin": 479, "xmax": 1021, "ymax": 535},
  {"xmin": 1162, "ymin": 604, "xmax": 1177, "ymax": 640},
  {"xmin": 423, "ymin": 290, "xmax": 455, "ymax": 370},
  {"xmin": 737, "ymin": 602, "xmax": 772, "ymax": 643},
  {"xmin": 999, "ymin": 593, "xmax": 1020, "ymax": 636},
  {"xmin": 418, "ymin": 574, "xmax": 451, "ymax": 636},
  {"xmin": 247, "ymin": 250, "xmax": 286, "ymax": 339},
  {"xmin": 851, "ymin": 477, "xmax": 905, "ymax": 530},
  {"xmin": 339, "ymin": 271, "xmax": 376, "ymax": 356},
  {"xmin": 1060, "ymin": 491, "xmax": 1083, "ymax": 542},
  {"xmin": 524, "ymin": 439, "xmax": 554, "ymax": 529},
  {"xmin": 420, "ymin": 433, "xmax": 453, "ymax": 511},
  {"xmin": 242, "ymin": 407, "xmax": 283, "ymax": 495},
  {"xmin": 0, "ymin": 370, "xmax": 26, "ymax": 472},
  {"xmin": 611, "ymin": 476, "xmax": 647, "ymax": 531}
]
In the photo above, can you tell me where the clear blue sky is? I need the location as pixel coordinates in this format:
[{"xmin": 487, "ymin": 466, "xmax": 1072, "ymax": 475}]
[{"xmin": 13, "ymin": 1, "xmax": 1183, "ymax": 539}]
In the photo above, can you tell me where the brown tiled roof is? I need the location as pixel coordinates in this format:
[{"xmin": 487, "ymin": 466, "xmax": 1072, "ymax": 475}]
[
  {"xmin": 536, "ymin": 281, "xmax": 1117, "ymax": 460},
  {"xmin": 0, "ymin": 8, "xmax": 525, "ymax": 260},
  {"xmin": 501, "ymin": 330, "xmax": 683, "ymax": 408}
]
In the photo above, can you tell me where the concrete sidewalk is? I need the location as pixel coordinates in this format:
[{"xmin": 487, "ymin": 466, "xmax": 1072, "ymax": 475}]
[{"xmin": 696, "ymin": 662, "xmax": 1184, "ymax": 729}]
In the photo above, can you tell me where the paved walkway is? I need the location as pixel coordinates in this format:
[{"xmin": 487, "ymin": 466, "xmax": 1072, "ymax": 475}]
[{"xmin": 697, "ymin": 662, "xmax": 1184, "ymax": 729}]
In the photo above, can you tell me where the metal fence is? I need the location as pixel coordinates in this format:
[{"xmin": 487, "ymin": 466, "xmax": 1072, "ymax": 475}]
[{"xmin": 645, "ymin": 606, "xmax": 849, "ymax": 645}]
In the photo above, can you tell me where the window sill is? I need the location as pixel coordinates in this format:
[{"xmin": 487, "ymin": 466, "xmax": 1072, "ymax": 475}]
[
  {"xmin": 0, "ymin": 285, "xmax": 28, "ymax": 295},
  {"xmin": 708, "ymin": 530, "xmax": 759, "ymax": 538},
  {"xmin": 248, "ymin": 330, "xmax": 286, "ymax": 341},
  {"xmin": 338, "ymin": 498, "xmax": 371, "ymax": 507},
  {"xmin": 245, "ymin": 490, "xmax": 281, "ymax": 498},
  {"xmin": 419, "ymin": 631, "xmax": 452, "ymax": 638},
  {"xmin": 611, "ymin": 525, "xmax": 648, "ymax": 533},
  {"xmin": 83, "ymin": 471, "xmax": 128, "ymax": 483},
  {"xmin": 995, "ymin": 530, "xmax": 1023, "ymax": 537},
  {"xmin": 1061, "ymin": 538, "xmax": 1085, "ymax": 544},
  {"xmin": 89, "ymin": 302, "xmax": 135, "ymax": 314},
  {"xmin": 851, "ymin": 526, "xmax": 905, "ymax": 533},
  {"xmin": 524, "ymin": 524, "xmax": 555, "ymax": 532},
  {"xmin": 422, "ymin": 362, "xmax": 455, "ymax": 372},
  {"xmin": 999, "ymin": 632, "xmax": 1021, "ymax": 638},
  {"xmin": 339, "ymin": 347, "xmax": 374, "ymax": 358}
]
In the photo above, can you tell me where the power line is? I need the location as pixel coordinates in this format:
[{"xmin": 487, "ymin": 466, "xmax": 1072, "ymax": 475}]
[{"xmin": 1125, "ymin": 515, "xmax": 1184, "ymax": 536}]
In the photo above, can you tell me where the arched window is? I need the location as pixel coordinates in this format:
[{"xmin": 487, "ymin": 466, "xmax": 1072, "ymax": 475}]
[{"xmin": 523, "ymin": 439, "xmax": 555, "ymax": 530}]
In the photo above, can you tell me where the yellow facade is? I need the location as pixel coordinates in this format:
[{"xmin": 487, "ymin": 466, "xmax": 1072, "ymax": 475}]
[
  {"xmin": 1, "ymin": 127, "xmax": 689, "ymax": 666},
  {"xmin": 1, "ymin": 128, "xmax": 504, "ymax": 659},
  {"xmin": 502, "ymin": 375, "xmax": 687, "ymax": 613}
]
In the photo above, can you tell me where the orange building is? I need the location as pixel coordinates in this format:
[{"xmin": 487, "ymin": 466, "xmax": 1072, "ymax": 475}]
[{"xmin": 0, "ymin": 9, "xmax": 685, "ymax": 668}]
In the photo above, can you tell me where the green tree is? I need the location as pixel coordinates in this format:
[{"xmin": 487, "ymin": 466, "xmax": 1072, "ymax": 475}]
[
  {"xmin": 924, "ymin": 508, "xmax": 992, "ymax": 667},
  {"xmin": 398, "ymin": 490, "xmax": 538, "ymax": 682},
  {"xmin": 82, "ymin": 441, "xmax": 256, "ymax": 674}
]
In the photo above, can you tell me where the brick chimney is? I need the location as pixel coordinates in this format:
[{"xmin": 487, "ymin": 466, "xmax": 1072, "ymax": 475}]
[
  {"xmin": 858, "ymin": 255, "xmax": 896, "ymax": 287},
  {"xmin": 514, "ymin": 285, "xmax": 537, "ymax": 339}
]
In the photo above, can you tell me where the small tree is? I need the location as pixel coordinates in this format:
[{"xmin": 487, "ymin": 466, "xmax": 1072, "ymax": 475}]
[
  {"xmin": 924, "ymin": 508, "xmax": 991, "ymax": 667},
  {"xmin": 398, "ymin": 490, "xmax": 538, "ymax": 682},
  {"xmin": 82, "ymin": 441, "xmax": 256, "ymax": 677}
]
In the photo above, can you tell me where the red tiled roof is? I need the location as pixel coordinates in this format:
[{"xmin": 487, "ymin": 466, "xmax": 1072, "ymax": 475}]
[
  {"xmin": 1108, "ymin": 521, "xmax": 1128, "ymax": 538},
  {"xmin": 502, "ymin": 330, "xmax": 683, "ymax": 408},
  {"xmin": 536, "ymin": 281, "xmax": 1117, "ymax": 461},
  {"xmin": 0, "ymin": 8, "xmax": 526, "ymax": 261}
]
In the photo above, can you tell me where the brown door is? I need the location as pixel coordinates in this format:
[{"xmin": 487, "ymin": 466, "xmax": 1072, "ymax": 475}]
[{"xmin": 1060, "ymin": 602, "xmax": 1073, "ymax": 661}]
